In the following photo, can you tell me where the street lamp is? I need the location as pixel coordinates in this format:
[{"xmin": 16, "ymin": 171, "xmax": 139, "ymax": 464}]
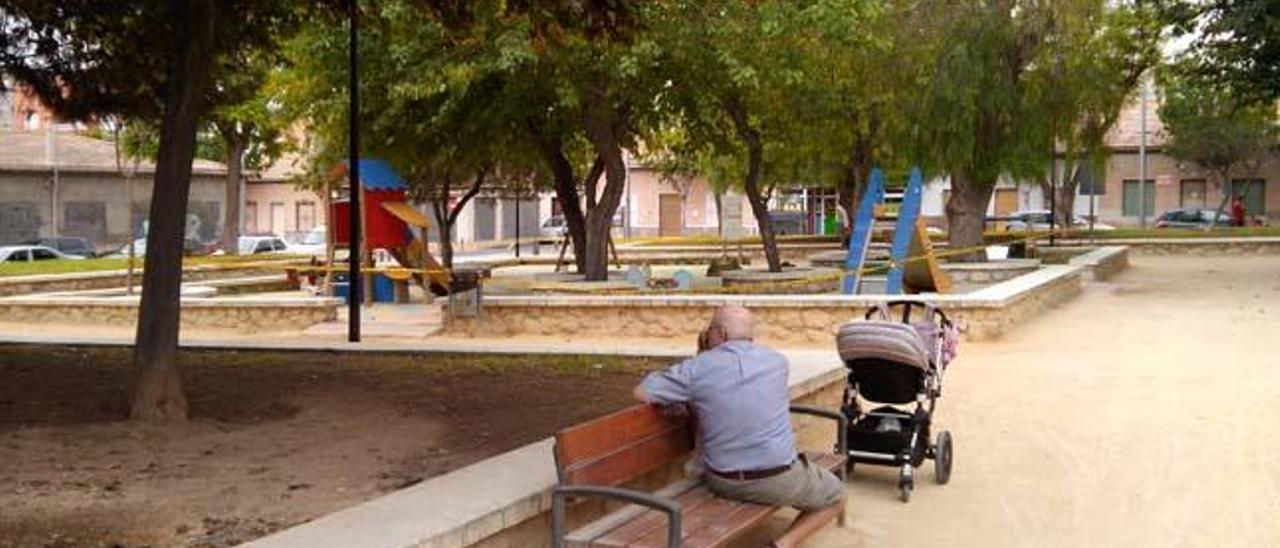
[{"xmin": 347, "ymin": 0, "xmax": 362, "ymax": 342}]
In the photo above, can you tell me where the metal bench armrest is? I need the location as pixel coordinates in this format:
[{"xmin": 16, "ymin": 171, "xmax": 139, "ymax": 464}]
[
  {"xmin": 790, "ymin": 405, "xmax": 849, "ymax": 470},
  {"xmin": 552, "ymin": 485, "xmax": 683, "ymax": 548}
]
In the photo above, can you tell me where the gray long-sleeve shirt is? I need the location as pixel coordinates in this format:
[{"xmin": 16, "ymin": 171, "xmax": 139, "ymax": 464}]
[{"xmin": 640, "ymin": 340, "xmax": 796, "ymax": 472}]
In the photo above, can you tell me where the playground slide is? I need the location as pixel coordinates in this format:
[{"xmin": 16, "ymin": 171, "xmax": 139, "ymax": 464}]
[{"xmin": 391, "ymin": 239, "xmax": 451, "ymax": 296}]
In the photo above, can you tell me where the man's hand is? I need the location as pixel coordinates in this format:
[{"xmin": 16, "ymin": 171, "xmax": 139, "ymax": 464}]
[
  {"xmin": 631, "ymin": 383, "xmax": 650, "ymax": 403},
  {"xmin": 659, "ymin": 403, "xmax": 691, "ymax": 418}
]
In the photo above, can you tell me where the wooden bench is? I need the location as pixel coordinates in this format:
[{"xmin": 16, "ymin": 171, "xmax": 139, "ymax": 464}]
[{"xmin": 551, "ymin": 404, "xmax": 848, "ymax": 548}]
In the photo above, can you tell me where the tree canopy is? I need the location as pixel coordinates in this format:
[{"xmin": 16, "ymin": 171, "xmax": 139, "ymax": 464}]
[{"xmin": 1165, "ymin": 0, "xmax": 1280, "ymax": 103}]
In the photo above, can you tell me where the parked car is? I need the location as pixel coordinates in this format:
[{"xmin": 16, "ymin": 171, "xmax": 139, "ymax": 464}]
[
  {"xmin": 540, "ymin": 215, "xmax": 568, "ymax": 242},
  {"xmin": 1155, "ymin": 208, "xmax": 1232, "ymax": 229},
  {"xmin": 237, "ymin": 235, "xmax": 290, "ymax": 255},
  {"xmin": 1004, "ymin": 209, "xmax": 1115, "ymax": 231},
  {"xmin": 21, "ymin": 237, "xmax": 96, "ymax": 257},
  {"xmin": 0, "ymin": 245, "xmax": 85, "ymax": 263}
]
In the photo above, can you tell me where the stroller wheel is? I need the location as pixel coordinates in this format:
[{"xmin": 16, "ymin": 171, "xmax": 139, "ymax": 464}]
[
  {"xmin": 934, "ymin": 431, "xmax": 953, "ymax": 485},
  {"xmin": 898, "ymin": 466, "xmax": 913, "ymax": 503}
]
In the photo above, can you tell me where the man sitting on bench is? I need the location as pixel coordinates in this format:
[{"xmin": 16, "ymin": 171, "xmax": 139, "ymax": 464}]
[{"xmin": 632, "ymin": 306, "xmax": 847, "ymax": 548}]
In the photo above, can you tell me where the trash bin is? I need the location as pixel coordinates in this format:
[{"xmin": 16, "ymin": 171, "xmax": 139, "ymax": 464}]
[{"xmin": 372, "ymin": 274, "xmax": 395, "ymax": 303}]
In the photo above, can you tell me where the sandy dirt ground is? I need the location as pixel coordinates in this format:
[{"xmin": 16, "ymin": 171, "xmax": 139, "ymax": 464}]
[
  {"xmin": 795, "ymin": 255, "xmax": 1280, "ymax": 547},
  {"xmin": 0, "ymin": 349, "xmax": 655, "ymax": 548}
]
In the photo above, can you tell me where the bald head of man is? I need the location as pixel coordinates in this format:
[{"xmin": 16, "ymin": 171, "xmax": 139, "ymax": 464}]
[{"xmin": 703, "ymin": 305, "xmax": 753, "ymax": 348}]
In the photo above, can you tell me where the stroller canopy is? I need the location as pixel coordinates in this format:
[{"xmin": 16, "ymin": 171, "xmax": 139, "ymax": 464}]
[{"xmin": 836, "ymin": 320, "xmax": 931, "ymax": 371}]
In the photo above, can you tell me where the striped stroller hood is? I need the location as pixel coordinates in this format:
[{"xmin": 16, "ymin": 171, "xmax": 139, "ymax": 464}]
[{"xmin": 836, "ymin": 320, "xmax": 931, "ymax": 371}]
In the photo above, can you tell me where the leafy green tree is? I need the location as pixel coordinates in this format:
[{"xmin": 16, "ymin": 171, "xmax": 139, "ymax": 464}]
[
  {"xmin": 656, "ymin": 0, "xmax": 850, "ymax": 271},
  {"xmin": 1, "ymin": 0, "xmax": 308, "ymax": 420},
  {"xmin": 1034, "ymin": 1, "xmax": 1161, "ymax": 227},
  {"xmin": 798, "ymin": 0, "xmax": 921, "ymax": 231},
  {"xmin": 378, "ymin": 1, "xmax": 672, "ymax": 280},
  {"xmin": 276, "ymin": 2, "xmax": 517, "ymax": 267},
  {"xmin": 1158, "ymin": 67, "xmax": 1278, "ymax": 229},
  {"xmin": 1165, "ymin": 0, "xmax": 1280, "ymax": 103},
  {"xmin": 909, "ymin": 0, "xmax": 1103, "ymax": 258},
  {"xmin": 205, "ymin": 67, "xmax": 290, "ymax": 254}
]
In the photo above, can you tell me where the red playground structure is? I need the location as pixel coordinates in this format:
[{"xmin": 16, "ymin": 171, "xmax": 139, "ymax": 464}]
[{"xmin": 327, "ymin": 159, "xmax": 451, "ymax": 296}]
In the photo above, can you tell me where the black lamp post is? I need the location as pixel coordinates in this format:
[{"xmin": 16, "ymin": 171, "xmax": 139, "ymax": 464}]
[{"xmin": 347, "ymin": 0, "xmax": 362, "ymax": 342}]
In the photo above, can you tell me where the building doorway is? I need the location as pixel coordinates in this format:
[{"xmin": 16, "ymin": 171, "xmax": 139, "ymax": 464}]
[
  {"xmin": 269, "ymin": 202, "xmax": 286, "ymax": 237},
  {"xmin": 659, "ymin": 194, "xmax": 683, "ymax": 237}
]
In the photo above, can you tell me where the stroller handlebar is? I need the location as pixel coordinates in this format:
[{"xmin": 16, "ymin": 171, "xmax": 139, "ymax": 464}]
[{"xmin": 865, "ymin": 300, "xmax": 952, "ymax": 327}]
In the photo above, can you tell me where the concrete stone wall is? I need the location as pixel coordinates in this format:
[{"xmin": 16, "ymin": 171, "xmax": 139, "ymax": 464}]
[
  {"xmin": 0, "ymin": 261, "xmax": 301, "ymax": 297},
  {"xmin": 942, "ymin": 260, "xmax": 1040, "ymax": 285},
  {"xmin": 1068, "ymin": 246, "xmax": 1129, "ymax": 282},
  {"xmin": 0, "ymin": 298, "xmax": 337, "ymax": 332},
  {"xmin": 1124, "ymin": 238, "xmax": 1280, "ymax": 256},
  {"xmin": 449, "ymin": 266, "xmax": 1086, "ymax": 343}
]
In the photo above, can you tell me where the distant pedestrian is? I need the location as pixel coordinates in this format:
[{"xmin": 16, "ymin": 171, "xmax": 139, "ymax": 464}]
[{"xmin": 1230, "ymin": 196, "xmax": 1247, "ymax": 227}]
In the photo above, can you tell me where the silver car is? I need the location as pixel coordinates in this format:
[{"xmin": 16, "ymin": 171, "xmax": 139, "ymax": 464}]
[
  {"xmin": 1005, "ymin": 209, "xmax": 1115, "ymax": 231},
  {"xmin": 0, "ymin": 245, "xmax": 85, "ymax": 263},
  {"xmin": 540, "ymin": 215, "xmax": 568, "ymax": 242}
]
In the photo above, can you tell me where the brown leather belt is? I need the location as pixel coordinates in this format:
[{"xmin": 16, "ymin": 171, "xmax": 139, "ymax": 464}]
[{"xmin": 708, "ymin": 462, "xmax": 792, "ymax": 481}]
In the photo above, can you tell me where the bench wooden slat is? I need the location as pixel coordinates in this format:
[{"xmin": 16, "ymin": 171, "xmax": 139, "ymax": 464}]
[
  {"xmin": 671, "ymin": 499, "xmax": 776, "ymax": 548},
  {"xmin": 555, "ymin": 405, "xmax": 693, "ymax": 488},
  {"xmin": 555, "ymin": 401, "xmax": 848, "ymax": 548},
  {"xmin": 632, "ymin": 496, "xmax": 768, "ymax": 548},
  {"xmin": 585, "ymin": 487, "xmax": 721, "ymax": 547},
  {"xmin": 565, "ymin": 479, "xmax": 703, "ymax": 546},
  {"xmin": 579, "ymin": 452, "xmax": 846, "ymax": 548}
]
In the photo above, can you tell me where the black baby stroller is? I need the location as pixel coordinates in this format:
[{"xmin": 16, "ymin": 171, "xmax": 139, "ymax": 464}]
[{"xmin": 836, "ymin": 301, "xmax": 958, "ymax": 502}]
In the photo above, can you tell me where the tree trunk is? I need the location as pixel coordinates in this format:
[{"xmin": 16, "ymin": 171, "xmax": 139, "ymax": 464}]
[
  {"xmin": 131, "ymin": 0, "xmax": 218, "ymax": 421},
  {"xmin": 584, "ymin": 155, "xmax": 603, "ymax": 211},
  {"xmin": 1207, "ymin": 169, "xmax": 1231, "ymax": 231},
  {"xmin": 945, "ymin": 169, "xmax": 995, "ymax": 263},
  {"xmin": 724, "ymin": 96, "xmax": 781, "ymax": 272},
  {"xmin": 581, "ymin": 96, "xmax": 628, "ymax": 282},
  {"xmin": 434, "ymin": 209, "xmax": 454, "ymax": 267},
  {"xmin": 441, "ymin": 169, "xmax": 487, "ymax": 268},
  {"xmin": 527, "ymin": 122, "xmax": 588, "ymax": 273},
  {"xmin": 713, "ymin": 191, "xmax": 723, "ymax": 239},
  {"xmin": 220, "ymin": 130, "xmax": 245, "ymax": 254}
]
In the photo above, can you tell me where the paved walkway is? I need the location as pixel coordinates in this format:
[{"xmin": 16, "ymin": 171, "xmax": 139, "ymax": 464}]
[{"xmin": 798, "ymin": 255, "xmax": 1280, "ymax": 547}]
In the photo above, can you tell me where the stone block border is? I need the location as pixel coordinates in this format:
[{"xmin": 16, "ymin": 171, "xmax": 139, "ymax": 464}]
[
  {"xmin": 449, "ymin": 264, "xmax": 1090, "ymax": 343},
  {"xmin": 0, "ymin": 296, "xmax": 338, "ymax": 333},
  {"xmin": 1066, "ymin": 246, "xmax": 1129, "ymax": 281},
  {"xmin": 0, "ymin": 260, "xmax": 305, "ymax": 298},
  {"xmin": 1048, "ymin": 237, "xmax": 1280, "ymax": 256}
]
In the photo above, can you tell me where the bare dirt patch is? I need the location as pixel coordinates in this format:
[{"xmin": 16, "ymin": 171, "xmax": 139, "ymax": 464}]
[{"xmin": 0, "ymin": 346, "xmax": 664, "ymax": 548}]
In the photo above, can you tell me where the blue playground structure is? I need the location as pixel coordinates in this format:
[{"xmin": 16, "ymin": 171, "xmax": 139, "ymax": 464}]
[{"xmin": 842, "ymin": 167, "xmax": 951, "ymax": 295}]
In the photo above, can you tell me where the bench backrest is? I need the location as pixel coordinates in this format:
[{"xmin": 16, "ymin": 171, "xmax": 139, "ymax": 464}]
[{"xmin": 553, "ymin": 404, "xmax": 694, "ymax": 487}]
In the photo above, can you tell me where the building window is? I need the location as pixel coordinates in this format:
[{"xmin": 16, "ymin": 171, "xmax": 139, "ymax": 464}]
[
  {"xmin": 1180, "ymin": 180, "xmax": 1207, "ymax": 209},
  {"xmin": 1075, "ymin": 165, "xmax": 1105, "ymax": 195},
  {"xmin": 1122, "ymin": 179, "xmax": 1155, "ymax": 217},
  {"xmin": 244, "ymin": 201, "xmax": 258, "ymax": 233},
  {"xmin": 1229, "ymin": 179, "xmax": 1266, "ymax": 215},
  {"xmin": 296, "ymin": 201, "xmax": 316, "ymax": 232}
]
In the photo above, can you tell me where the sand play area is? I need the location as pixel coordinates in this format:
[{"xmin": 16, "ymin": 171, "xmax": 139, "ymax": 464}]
[{"xmin": 798, "ymin": 254, "xmax": 1280, "ymax": 547}]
